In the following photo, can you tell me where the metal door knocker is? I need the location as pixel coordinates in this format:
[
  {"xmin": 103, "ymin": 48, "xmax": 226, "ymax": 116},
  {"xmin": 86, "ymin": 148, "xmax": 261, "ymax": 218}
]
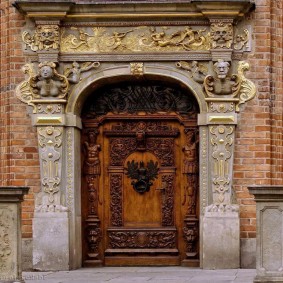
[{"xmin": 125, "ymin": 160, "xmax": 159, "ymax": 194}]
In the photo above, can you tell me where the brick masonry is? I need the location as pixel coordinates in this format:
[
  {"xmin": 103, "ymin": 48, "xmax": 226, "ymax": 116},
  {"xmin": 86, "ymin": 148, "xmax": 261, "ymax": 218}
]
[{"xmin": 0, "ymin": 0, "xmax": 282, "ymax": 241}]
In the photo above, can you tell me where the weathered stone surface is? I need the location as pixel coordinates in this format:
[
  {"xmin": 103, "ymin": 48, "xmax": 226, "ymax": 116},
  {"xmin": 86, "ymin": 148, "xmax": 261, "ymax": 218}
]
[
  {"xmin": 22, "ymin": 239, "xmax": 33, "ymax": 271},
  {"xmin": 33, "ymin": 212, "xmax": 69, "ymax": 271},
  {"xmin": 249, "ymin": 186, "xmax": 283, "ymax": 283},
  {"xmin": 241, "ymin": 238, "xmax": 256, "ymax": 269},
  {"xmin": 202, "ymin": 211, "xmax": 240, "ymax": 269},
  {"xmin": 0, "ymin": 187, "xmax": 29, "ymax": 283}
]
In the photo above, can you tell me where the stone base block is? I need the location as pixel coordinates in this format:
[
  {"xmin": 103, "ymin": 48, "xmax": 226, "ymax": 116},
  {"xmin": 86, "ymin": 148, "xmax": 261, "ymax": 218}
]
[
  {"xmin": 254, "ymin": 276, "xmax": 283, "ymax": 283},
  {"xmin": 202, "ymin": 211, "xmax": 240, "ymax": 269},
  {"xmin": 33, "ymin": 212, "xmax": 69, "ymax": 271},
  {"xmin": 240, "ymin": 238, "xmax": 256, "ymax": 268}
]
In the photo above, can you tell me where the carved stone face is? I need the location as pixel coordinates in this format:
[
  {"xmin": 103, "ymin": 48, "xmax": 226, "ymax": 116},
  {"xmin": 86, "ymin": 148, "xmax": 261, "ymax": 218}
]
[
  {"xmin": 36, "ymin": 25, "xmax": 59, "ymax": 49},
  {"xmin": 213, "ymin": 30, "xmax": 227, "ymax": 44},
  {"xmin": 214, "ymin": 61, "xmax": 230, "ymax": 79},
  {"xmin": 40, "ymin": 66, "xmax": 54, "ymax": 79}
]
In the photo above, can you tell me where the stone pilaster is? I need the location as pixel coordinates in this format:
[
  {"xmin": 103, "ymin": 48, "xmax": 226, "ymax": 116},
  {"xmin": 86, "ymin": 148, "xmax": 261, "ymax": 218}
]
[{"xmin": 249, "ymin": 186, "xmax": 283, "ymax": 283}]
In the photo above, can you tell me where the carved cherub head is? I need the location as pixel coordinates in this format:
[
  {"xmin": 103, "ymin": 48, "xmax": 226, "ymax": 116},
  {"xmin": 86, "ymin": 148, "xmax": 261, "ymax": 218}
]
[{"xmin": 213, "ymin": 60, "xmax": 230, "ymax": 79}]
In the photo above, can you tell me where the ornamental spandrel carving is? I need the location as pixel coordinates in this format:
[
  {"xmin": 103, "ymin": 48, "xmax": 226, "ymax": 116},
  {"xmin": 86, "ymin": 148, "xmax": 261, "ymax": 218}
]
[
  {"xmin": 176, "ymin": 61, "xmax": 208, "ymax": 83},
  {"xmin": 210, "ymin": 22, "xmax": 233, "ymax": 49},
  {"xmin": 64, "ymin": 61, "xmax": 100, "ymax": 84},
  {"xmin": 61, "ymin": 26, "xmax": 210, "ymax": 53},
  {"xmin": 22, "ymin": 25, "xmax": 60, "ymax": 51}
]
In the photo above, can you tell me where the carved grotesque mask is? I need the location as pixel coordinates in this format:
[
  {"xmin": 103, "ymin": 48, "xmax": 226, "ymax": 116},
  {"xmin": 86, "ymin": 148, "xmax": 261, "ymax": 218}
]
[{"xmin": 36, "ymin": 25, "xmax": 59, "ymax": 49}]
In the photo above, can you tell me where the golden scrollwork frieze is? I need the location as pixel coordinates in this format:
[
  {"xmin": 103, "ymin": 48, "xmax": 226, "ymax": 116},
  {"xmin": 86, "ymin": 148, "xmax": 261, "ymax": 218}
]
[{"xmin": 60, "ymin": 26, "xmax": 210, "ymax": 53}]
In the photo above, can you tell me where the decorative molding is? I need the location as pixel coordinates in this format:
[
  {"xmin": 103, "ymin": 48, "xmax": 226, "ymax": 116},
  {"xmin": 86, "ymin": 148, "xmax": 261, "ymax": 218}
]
[
  {"xmin": 161, "ymin": 174, "xmax": 174, "ymax": 226},
  {"xmin": 210, "ymin": 125, "xmax": 234, "ymax": 205},
  {"xmin": 110, "ymin": 174, "xmax": 123, "ymax": 226},
  {"xmin": 66, "ymin": 128, "xmax": 74, "ymax": 214},
  {"xmin": 108, "ymin": 230, "xmax": 176, "ymax": 249}
]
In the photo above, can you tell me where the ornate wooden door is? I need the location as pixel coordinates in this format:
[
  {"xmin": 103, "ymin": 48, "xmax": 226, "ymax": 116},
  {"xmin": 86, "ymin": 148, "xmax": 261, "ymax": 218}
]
[{"xmin": 81, "ymin": 82, "xmax": 199, "ymax": 266}]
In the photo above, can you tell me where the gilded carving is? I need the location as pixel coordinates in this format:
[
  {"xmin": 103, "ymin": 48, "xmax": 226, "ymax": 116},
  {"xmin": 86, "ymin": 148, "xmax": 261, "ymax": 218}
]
[
  {"xmin": 233, "ymin": 29, "xmax": 249, "ymax": 50},
  {"xmin": 15, "ymin": 63, "xmax": 36, "ymax": 112},
  {"xmin": 204, "ymin": 59, "xmax": 241, "ymax": 97},
  {"xmin": 210, "ymin": 102, "xmax": 234, "ymax": 113},
  {"xmin": 130, "ymin": 62, "xmax": 144, "ymax": 76},
  {"xmin": 22, "ymin": 25, "xmax": 60, "ymax": 51},
  {"xmin": 30, "ymin": 62, "xmax": 69, "ymax": 99},
  {"xmin": 210, "ymin": 22, "xmax": 233, "ymax": 49},
  {"xmin": 37, "ymin": 104, "xmax": 63, "ymax": 114},
  {"xmin": 210, "ymin": 125, "xmax": 233, "ymax": 206},
  {"xmin": 61, "ymin": 26, "xmax": 210, "ymax": 53},
  {"xmin": 176, "ymin": 61, "xmax": 208, "ymax": 83},
  {"xmin": 237, "ymin": 61, "xmax": 256, "ymax": 107},
  {"xmin": 108, "ymin": 231, "xmax": 176, "ymax": 249},
  {"xmin": 64, "ymin": 62, "xmax": 100, "ymax": 84}
]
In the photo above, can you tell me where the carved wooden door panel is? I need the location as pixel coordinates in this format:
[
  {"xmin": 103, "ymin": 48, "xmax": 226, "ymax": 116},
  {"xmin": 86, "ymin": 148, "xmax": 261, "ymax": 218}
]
[
  {"xmin": 81, "ymin": 120, "xmax": 199, "ymax": 267},
  {"xmin": 99, "ymin": 120, "xmax": 199, "ymax": 266}
]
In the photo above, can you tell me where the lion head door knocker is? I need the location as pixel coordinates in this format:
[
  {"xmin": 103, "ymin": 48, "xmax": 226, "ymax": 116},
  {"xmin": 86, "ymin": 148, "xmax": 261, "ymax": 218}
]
[{"xmin": 125, "ymin": 160, "xmax": 159, "ymax": 194}]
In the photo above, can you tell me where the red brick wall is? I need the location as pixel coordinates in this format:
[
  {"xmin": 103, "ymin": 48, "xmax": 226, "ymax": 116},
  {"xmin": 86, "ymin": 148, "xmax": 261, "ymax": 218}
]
[
  {"xmin": 0, "ymin": 0, "xmax": 39, "ymax": 238},
  {"xmin": 1, "ymin": 0, "xmax": 282, "ymax": 240},
  {"xmin": 234, "ymin": 0, "xmax": 283, "ymax": 239}
]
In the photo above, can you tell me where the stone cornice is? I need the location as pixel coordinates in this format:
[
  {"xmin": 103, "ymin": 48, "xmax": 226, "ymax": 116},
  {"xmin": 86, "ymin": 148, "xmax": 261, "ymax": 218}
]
[{"xmin": 14, "ymin": 0, "xmax": 255, "ymax": 22}]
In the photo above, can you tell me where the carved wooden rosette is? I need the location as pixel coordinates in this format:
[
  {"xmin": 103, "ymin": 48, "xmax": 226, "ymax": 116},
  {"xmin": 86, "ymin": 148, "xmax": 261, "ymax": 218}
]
[{"xmin": 83, "ymin": 129, "xmax": 102, "ymax": 263}]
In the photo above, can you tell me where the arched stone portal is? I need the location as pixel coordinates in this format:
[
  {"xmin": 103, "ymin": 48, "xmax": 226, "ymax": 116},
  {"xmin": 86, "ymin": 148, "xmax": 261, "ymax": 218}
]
[
  {"xmin": 14, "ymin": 0, "xmax": 256, "ymax": 271},
  {"xmin": 80, "ymin": 78, "xmax": 200, "ymax": 266}
]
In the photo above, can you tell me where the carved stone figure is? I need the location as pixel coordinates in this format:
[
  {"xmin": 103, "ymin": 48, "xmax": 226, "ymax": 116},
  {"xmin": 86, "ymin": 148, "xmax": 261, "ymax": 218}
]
[
  {"xmin": 204, "ymin": 59, "xmax": 240, "ymax": 97},
  {"xmin": 83, "ymin": 131, "xmax": 101, "ymax": 175},
  {"xmin": 30, "ymin": 62, "xmax": 69, "ymax": 99},
  {"xmin": 210, "ymin": 22, "xmax": 233, "ymax": 49},
  {"xmin": 176, "ymin": 60, "xmax": 208, "ymax": 83},
  {"xmin": 234, "ymin": 29, "xmax": 249, "ymax": 50},
  {"xmin": 64, "ymin": 61, "xmax": 100, "ymax": 84}
]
